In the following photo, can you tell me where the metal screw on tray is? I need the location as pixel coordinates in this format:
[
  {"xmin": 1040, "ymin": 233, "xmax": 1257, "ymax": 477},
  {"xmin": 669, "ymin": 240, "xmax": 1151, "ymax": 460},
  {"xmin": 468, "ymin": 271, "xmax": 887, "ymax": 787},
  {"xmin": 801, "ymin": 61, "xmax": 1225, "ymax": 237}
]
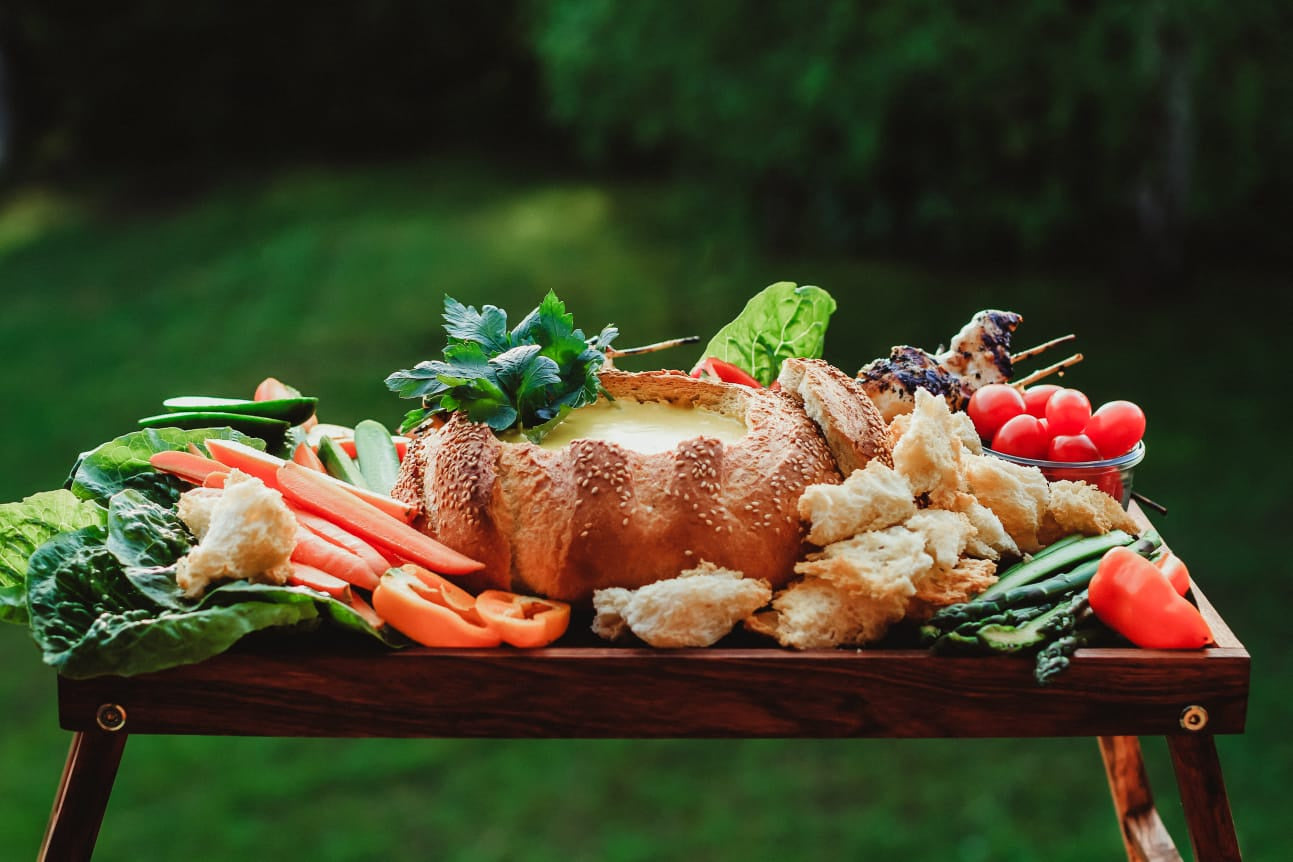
[
  {"xmin": 95, "ymin": 703, "xmax": 127, "ymax": 733},
  {"xmin": 1179, "ymin": 704, "xmax": 1209, "ymax": 732}
]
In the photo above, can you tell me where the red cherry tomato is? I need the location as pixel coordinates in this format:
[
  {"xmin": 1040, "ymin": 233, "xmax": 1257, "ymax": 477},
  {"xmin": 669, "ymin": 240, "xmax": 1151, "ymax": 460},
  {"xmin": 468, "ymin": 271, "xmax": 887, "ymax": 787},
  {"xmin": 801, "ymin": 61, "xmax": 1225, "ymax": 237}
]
[
  {"xmin": 1045, "ymin": 388, "xmax": 1092, "ymax": 436},
  {"xmin": 992, "ymin": 414, "xmax": 1049, "ymax": 460},
  {"xmin": 967, "ymin": 384, "xmax": 1026, "ymax": 441},
  {"xmin": 1048, "ymin": 433, "xmax": 1102, "ymax": 462},
  {"xmin": 1023, "ymin": 384, "xmax": 1061, "ymax": 418},
  {"xmin": 1084, "ymin": 400, "xmax": 1146, "ymax": 458}
]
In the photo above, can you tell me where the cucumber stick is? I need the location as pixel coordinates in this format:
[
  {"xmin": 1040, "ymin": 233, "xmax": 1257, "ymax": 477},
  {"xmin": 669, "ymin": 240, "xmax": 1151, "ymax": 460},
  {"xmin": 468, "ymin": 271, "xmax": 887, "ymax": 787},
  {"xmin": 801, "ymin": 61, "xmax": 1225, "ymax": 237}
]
[
  {"xmin": 317, "ymin": 435, "xmax": 369, "ymax": 489},
  {"xmin": 162, "ymin": 395, "xmax": 318, "ymax": 425},
  {"xmin": 977, "ymin": 530, "xmax": 1135, "ymax": 601},
  {"xmin": 353, "ymin": 420, "xmax": 401, "ymax": 497},
  {"xmin": 138, "ymin": 411, "xmax": 289, "ymax": 446}
]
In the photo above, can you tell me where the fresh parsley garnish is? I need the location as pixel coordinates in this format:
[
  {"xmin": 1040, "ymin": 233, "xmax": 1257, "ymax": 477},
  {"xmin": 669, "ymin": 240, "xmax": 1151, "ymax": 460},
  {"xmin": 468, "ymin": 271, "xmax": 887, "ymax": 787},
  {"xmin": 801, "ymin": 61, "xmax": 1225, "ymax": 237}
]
[{"xmin": 385, "ymin": 292, "xmax": 618, "ymax": 440}]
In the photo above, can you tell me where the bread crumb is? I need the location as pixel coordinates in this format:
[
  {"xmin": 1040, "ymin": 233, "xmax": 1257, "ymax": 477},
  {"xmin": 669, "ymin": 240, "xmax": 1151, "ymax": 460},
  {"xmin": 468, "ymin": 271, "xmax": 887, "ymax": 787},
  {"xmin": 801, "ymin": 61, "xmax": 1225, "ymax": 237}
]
[
  {"xmin": 795, "ymin": 525, "xmax": 932, "ymax": 606},
  {"xmin": 175, "ymin": 470, "xmax": 296, "ymax": 598},
  {"xmin": 945, "ymin": 491, "xmax": 1020, "ymax": 561},
  {"xmin": 590, "ymin": 562, "xmax": 772, "ymax": 647},
  {"xmin": 797, "ymin": 460, "xmax": 916, "ymax": 546},
  {"xmin": 906, "ymin": 558, "xmax": 999, "ymax": 622},
  {"xmin": 176, "ymin": 487, "xmax": 224, "ymax": 541}
]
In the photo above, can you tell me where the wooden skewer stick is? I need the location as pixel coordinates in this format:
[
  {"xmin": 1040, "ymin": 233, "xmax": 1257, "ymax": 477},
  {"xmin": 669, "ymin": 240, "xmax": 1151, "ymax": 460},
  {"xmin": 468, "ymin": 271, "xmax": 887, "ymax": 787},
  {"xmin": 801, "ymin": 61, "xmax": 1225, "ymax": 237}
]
[
  {"xmin": 606, "ymin": 335, "xmax": 700, "ymax": 357},
  {"xmin": 1012, "ymin": 333, "xmax": 1076, "ymax": 362},
  {"xmin": 1010, "ymin": 352, "xmax": 1084, "ymax": 388}
]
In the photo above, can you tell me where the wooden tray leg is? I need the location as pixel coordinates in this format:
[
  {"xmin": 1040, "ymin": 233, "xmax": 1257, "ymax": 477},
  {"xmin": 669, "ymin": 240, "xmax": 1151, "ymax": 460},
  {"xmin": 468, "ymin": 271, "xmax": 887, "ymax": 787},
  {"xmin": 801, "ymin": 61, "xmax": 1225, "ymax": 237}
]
[
  {"xmin": 39, "ymin": 730, "xmax": 128, "ymax": 862},
  {"xmin": 1167, "ymin": 734, "xmax": 1242, "ymax": 862},
  {"xmin": 1097, "ymin": 736, "xmax": 1182, "ymax": 862}
]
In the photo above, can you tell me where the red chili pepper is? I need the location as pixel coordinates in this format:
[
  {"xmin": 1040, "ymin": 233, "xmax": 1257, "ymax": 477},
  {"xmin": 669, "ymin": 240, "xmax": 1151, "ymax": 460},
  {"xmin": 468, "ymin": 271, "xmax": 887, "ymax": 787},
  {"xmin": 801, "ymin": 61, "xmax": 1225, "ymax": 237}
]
[
  {"xmin": 1088, "ymin": 546, "xmax": 1212, "ymax": 649},
  {"xmin": 693, "ymin": 356, "xmax": 762, "ymax": 387},
  {"xmin": 1153, "ymin": 551, "xmax": 1190, "ymax": 596}
]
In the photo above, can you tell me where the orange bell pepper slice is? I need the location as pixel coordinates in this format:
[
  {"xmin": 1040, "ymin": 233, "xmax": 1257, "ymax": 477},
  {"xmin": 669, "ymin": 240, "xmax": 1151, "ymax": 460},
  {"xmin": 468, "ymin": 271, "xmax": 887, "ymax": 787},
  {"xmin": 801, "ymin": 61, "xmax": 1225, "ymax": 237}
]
[
  {"xmin": 372, "ymin": 565, "xmax": 500, "ymax": 648},
  {"xmin": 475, "ymin": 590, "xmax": 571, "ymax": 648}
]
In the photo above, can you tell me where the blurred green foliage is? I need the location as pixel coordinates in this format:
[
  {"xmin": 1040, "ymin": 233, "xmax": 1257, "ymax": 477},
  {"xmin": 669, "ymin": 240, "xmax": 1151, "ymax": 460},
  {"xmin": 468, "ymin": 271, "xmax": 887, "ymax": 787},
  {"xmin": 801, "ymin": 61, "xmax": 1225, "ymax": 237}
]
[{"xmin": 533, "ymin": 0, "xmax": 1292, "ymax": 261}]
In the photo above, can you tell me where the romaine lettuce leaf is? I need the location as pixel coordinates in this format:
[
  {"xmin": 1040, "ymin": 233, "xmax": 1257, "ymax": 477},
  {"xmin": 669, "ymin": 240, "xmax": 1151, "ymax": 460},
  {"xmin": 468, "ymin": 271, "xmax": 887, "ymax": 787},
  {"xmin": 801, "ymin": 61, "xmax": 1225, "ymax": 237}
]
[
  {"xmin": 69, "ymin": 426, "xmax": 265, "ymax": 508},
  {"xmin": 106, "ymin": 489, "xmax": 194, "ymax": 569},
  {"xmin": 0, "ymin": 489, "xmax": 107, "ymax": 625},
  {"xmin": 698, "ymin": 282, "xmax": 837, "ymax": 386}
]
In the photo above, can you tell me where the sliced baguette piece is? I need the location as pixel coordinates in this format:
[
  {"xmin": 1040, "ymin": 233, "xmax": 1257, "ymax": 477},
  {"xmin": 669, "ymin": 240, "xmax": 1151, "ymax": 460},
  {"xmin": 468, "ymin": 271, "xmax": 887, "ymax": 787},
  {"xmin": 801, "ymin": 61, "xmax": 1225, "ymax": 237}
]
[{"xmin": 777, "ymin": 358, "xmax": 892, "ymax": 476}]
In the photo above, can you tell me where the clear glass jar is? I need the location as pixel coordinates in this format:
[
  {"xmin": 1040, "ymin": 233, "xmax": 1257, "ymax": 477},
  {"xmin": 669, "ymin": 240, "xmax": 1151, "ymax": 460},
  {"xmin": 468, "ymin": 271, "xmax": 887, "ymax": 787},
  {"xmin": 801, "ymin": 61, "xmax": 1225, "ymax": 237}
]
[{"xmin": 984, "ymin": 441, "xmax": 1145, "ymax": 509}]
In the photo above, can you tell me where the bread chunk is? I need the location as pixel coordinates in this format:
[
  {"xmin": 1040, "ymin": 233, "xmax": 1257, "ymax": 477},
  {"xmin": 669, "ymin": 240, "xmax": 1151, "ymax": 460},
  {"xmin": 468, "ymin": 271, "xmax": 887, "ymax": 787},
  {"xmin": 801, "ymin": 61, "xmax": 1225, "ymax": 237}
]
[
  {"xmin": 1037, "ymin": 480, "xmax": 1140, "ymax": 546},
  {"xmin": 777, "ymin": 358, "xmax": 892, "ymax": 475},
  {"xmin": 945, "ymin": 492, "xmax": 1020, "ymax": 561},
  {"xmin": 904, "ymin": 509, "xmax": 975, "ymax": 574},
  {"xmin": 746, "ymin": 577, "xmax": 898, "ymax": 649},
  {"xmin": 797, "ymin": 460, "xmax": 916, "ymax": 546},
  {"xmin": 590, "ymin": 562, "xmax": 772, "ymax": 647},
  {"xmin": 906, "ymin": 558, "xmax": 999, "ymax": 623},
  {"xmin": 892, "ymin": 389, "xmax": 966, "ymax": 504},
  {"xmin": 175, "ymin": 471, "xmax": 296, "ymax": 598},
  {"xmin": 795, "ymin": 525, "xmax": 933, "ymax": 605},
  {"xmin": 963, "ymin": 454, "xmax": 1050, "ymax": 553}
]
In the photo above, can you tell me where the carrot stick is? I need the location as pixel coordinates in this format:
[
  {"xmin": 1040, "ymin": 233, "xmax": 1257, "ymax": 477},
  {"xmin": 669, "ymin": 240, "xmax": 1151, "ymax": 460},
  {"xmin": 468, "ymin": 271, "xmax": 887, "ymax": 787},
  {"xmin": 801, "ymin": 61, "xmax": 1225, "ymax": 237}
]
[
  {"xmin": 203, "ymin": 471, "xmax": 229, "ymax": 489},
  {"xmin": 291, "ymin": 506, "xmax": 390, "ymax": 576},
  {"xmin": 276, "ymin": 461, "xmax": 483, "ymax": 576},
  {"xmin": 292, "ymin": 441, "xmax": 328, "ymax": 472},
  {"xmin": 291, "ymin": 526, "xmax": 381, "ymax": 591},
  {"xmin": 149, "ymin": 450, "xmax": 230, "ymax": 484},
  {"xmin": 288, "ymin": 563, "xmax": 354, "ymax": 602},
  {"xmin": 205, "ymin": 437, "xmax": 417, "ymax": 522},
  {"xmin": 347, "ymin": 591, "xmax": 384, "ymax": 629}
]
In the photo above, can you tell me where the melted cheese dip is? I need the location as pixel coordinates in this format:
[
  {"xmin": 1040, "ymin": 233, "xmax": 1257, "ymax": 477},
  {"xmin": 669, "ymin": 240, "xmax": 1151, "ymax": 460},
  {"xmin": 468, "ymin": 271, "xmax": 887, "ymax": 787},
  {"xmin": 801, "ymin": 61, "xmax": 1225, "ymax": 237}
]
[{"xmin": 516, "ymin": 398, "xmax": 747, "ymax": 454}]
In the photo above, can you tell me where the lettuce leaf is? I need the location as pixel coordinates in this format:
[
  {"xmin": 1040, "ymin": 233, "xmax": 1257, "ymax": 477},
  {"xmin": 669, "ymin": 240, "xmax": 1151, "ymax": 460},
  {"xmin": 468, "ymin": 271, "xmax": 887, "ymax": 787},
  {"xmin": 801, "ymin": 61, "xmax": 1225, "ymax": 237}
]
[
  {"xmin": 698, "ymin": 282, "xmax": 837, "ymax": 386},
  {"xmin": 68, "ymin": 426, "xmax": 265, "ymax": 508},
  {"xmin": 0, "ymin": 490, "xmax": 107, "ymax": 625}
]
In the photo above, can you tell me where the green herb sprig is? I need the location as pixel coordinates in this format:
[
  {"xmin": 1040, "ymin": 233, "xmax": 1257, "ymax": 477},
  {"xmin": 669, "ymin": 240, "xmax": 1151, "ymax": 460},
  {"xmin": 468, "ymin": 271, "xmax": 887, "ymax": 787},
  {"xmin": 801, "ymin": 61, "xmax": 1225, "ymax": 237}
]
[{"xmin": 385, "ymin": 292, "xmax": 618, "ymax": 440}]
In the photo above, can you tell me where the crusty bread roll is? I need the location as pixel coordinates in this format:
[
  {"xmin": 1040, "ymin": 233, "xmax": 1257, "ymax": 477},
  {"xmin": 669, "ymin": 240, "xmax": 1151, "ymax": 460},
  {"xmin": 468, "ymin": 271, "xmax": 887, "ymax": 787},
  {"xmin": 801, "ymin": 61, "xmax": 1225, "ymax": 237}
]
[
  {"xmin": 777, "ymin": 358, "xmax": 892, "ymax": 475},
  {"xmin": 393, "ymin": 370, "xmax": 868, "ymax": 602}
]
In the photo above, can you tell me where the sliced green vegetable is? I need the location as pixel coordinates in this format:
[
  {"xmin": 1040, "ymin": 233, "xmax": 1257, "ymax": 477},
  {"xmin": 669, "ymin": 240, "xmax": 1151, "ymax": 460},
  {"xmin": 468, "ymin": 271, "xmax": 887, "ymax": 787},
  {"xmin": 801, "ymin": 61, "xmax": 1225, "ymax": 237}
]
[
  {"xmin": 163, "ymin": 395, "xmax": 318, "ymax": 425},
  {"xmin": 698, "ymin": 282, "xmax": 837, "ymax": 386},
  {"xmin": 974, "ymin": 593, "xmax": 1089, "ymax": 653},
  {"xmin": 976, "ymin": 531, "xmax": 1135, "ymax": 601},
  {"xmin": 353, "ymin": 419, "xmax": 400, "ymax": 496},
  {"xmin": 138, "ymin": 411, "xmax": 290, "ymax": 447},
  {"xmin": 317, "ymin": 435, "xmax": 369, "ymax": 489}
]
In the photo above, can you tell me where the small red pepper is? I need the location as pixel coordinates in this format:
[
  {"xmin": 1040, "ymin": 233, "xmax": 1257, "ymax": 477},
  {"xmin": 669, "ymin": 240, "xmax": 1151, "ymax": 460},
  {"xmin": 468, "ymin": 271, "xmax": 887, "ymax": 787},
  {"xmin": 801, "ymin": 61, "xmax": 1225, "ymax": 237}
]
[
  {"xmin": 1152, "ymin": 551, "xmax": 1190, "ymax": 596},
  {"xmin": 692, "ymin": 356, "xmax": 763, "ymax": 388},
  {"xmin": 1088, "ymin": 546, "xmax": 1212, "ymax": 649}
]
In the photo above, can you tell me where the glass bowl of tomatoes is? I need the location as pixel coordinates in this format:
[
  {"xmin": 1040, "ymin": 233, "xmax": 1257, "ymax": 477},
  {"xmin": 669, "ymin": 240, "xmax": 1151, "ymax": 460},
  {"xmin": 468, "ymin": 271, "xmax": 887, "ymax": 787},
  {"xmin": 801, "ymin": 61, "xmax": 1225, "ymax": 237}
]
[
  {"xmin": 967, "ymin": 383, "xmax": 1147, "ymax": 508},
  {"xmin": 984, "ymin": 440, "xmax": 1145, "ymax": 508}
]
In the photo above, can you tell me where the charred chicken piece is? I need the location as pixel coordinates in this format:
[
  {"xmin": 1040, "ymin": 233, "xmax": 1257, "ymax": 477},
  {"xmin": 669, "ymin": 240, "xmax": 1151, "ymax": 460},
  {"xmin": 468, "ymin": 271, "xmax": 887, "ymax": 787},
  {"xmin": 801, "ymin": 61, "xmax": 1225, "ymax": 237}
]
[
  {"xmin": 935, "ymin": 310, "xmax": 1023, "ymax": 388},
  {"xmin": 857, "ymin": 346, "xmax": 968, "ymax": 423}
]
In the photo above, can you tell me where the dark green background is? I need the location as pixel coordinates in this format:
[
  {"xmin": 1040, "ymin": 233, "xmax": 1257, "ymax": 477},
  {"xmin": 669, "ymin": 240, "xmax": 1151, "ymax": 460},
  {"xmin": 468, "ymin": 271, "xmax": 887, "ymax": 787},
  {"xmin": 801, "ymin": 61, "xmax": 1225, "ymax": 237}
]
[{"xmin": 1, "ymin": 3, "xmax": 1288, "ymax": 859}]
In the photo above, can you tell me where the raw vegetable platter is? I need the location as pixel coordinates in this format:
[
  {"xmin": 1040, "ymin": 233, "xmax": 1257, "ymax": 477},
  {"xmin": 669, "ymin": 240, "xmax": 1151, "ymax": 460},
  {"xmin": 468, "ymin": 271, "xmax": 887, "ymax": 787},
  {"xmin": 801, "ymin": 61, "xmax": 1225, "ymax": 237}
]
[{"xmin": 0, "ymin": 284, "xmax": 1249, "ymax": 729}]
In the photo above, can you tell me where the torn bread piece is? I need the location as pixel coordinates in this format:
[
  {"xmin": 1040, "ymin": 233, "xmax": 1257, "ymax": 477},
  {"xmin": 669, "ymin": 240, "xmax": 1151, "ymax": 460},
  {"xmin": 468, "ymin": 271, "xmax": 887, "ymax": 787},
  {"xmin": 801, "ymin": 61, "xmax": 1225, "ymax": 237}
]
[
  {"xmin": 1037, "ymin": 479, "xmax": 1140, "ymax": 546},
  {"xmin": 794, "ymin": 525, "xmax": 933, "ymax": 605},
  {"xmin": 945, "ymin": 491, "xmax": 1020, "ymax": 561},
  {"xmin": 777, "ymin": 358, "xmax": 893, "ymax": 474},
  {"xmin": 175, "ymin": 470, "xmax": 296, "ymax": 598},
  {"xmin": 797, "ymin": 459, "xmax": 916, "ymax": 546},
  {"xmin": 590, "ymin": 562, "xmax": 772, "ymax": 648},
  {"xmin": 963, "ymin": 453, "xmax": 1050, "ymax": 553},
  {"xmin": 891, "ymin": 389, "xmax": 966, "ymax": 504},
  {"xmin": 906, "ymin": 558, "xmax": 1000, "ymax": 623},
  {"xmin": 904, "ymin": 509, "xmax": 975, "ymax": 574},
  {"xmin": 746, "ymin": 576, "xmax": 899, "ymax": 649}
]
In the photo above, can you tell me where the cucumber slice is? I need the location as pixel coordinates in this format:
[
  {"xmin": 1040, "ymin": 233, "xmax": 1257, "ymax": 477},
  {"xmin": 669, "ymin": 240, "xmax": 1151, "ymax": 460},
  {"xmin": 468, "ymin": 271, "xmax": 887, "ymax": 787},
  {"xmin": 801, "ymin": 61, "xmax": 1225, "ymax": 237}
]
[
  {"xmin": 138, "ymin": 411, "xmax": 291, "ymax": 447},
  {"xmin": 162, "ymin": 395, "xmax": 319, "ymax": 425},
  {"xmin": 353, "ymin": 419, "xmax": 401, "ymax": 496},
  {"xmin": 317, "ymin": 435, "xmax": 369, "ymax": 489}
]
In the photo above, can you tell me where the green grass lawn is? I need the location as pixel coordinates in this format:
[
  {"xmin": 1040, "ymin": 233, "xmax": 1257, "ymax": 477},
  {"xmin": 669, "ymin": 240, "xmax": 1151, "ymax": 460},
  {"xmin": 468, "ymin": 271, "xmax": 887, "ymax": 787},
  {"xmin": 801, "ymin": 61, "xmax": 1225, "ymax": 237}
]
[{"xmin": 0, "ymin": 159, "xmax": 1286, "ymax": 860}]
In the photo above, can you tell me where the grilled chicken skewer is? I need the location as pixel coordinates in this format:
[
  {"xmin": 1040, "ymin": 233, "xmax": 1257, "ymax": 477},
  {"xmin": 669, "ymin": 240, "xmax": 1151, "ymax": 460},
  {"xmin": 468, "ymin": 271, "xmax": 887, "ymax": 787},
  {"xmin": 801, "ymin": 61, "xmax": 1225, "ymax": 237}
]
[{"xmin": 857, "ymin": 310, "xmax": 1079, "ymax": 422}]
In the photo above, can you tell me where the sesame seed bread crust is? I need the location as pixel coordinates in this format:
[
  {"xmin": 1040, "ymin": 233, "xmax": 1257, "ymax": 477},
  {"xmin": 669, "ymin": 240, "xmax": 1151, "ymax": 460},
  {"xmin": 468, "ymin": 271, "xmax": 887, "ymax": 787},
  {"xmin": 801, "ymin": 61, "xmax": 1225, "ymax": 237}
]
[{"xmin": 394, "ymin": 370, "xmax": 843, "ymax": 602}]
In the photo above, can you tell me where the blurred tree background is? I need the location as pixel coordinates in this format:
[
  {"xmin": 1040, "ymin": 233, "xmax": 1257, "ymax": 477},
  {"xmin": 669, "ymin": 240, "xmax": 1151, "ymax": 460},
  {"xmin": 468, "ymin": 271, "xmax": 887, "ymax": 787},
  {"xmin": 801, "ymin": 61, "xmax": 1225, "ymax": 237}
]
[{"xmin": 0, "ymin": 2, "xmax": 1289, "ymax": 860}]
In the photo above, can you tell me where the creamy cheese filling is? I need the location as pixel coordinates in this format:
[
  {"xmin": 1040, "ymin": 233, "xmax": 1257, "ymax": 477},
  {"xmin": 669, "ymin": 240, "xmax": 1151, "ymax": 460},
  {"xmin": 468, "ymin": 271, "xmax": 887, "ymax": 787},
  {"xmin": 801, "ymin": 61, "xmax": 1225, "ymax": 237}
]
[{"xmin": 512, "ymin": 398, "xmax": 747, "ymax": 454}]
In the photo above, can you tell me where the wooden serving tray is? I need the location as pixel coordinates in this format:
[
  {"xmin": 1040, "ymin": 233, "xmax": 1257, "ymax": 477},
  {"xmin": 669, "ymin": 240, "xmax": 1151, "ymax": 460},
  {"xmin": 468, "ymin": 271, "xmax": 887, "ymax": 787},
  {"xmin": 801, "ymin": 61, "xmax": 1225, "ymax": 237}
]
[{"xmin": 41, "ymin": 509, "xmax": 1251, "ymax": 862}]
